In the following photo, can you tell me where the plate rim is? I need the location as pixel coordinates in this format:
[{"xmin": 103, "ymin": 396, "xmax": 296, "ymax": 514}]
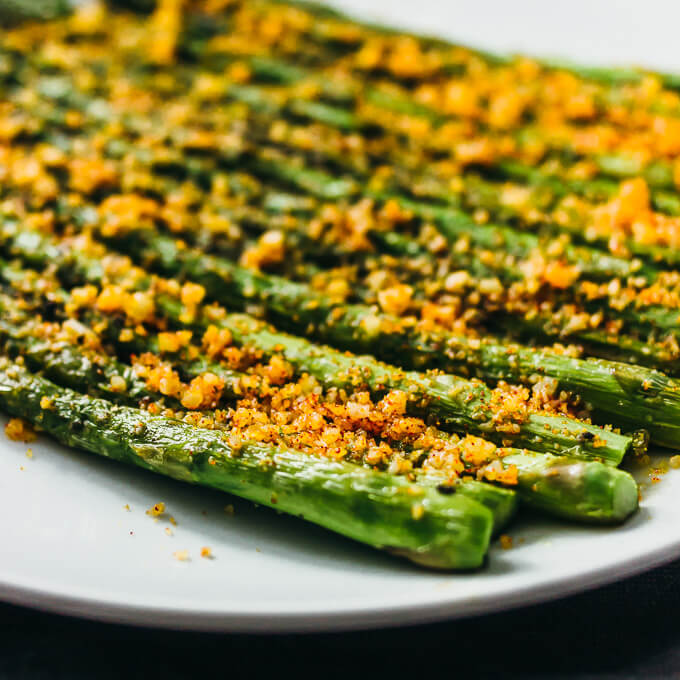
[{"xmin": 2, "ymin": 534, "xmax": 679, "ymax": 632}]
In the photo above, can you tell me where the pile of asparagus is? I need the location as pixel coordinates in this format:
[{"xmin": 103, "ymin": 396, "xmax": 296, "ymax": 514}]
[{"xmin": 2, "ymin": 0, "xmax": 680, "ymax": 569}]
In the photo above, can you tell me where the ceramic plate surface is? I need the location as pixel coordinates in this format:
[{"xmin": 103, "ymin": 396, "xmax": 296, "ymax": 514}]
[{"xmin": 2, "ymin": 0, "xmax": 680, "ymax": 632}]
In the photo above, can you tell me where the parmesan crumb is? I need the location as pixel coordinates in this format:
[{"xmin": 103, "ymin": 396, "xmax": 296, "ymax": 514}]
[
  {"xmin": 146, "ymin": 501, "xmax": 166, "ymax": 517},
  {"xmin": 5, "ymin": 418, "xmax": 36, "ymax": 442},
  {"xmin": 500, "ymin": 534, "xmax": 513, "ymax": 550},
  {"xmin": 173, "ymin": 550, "xmax": 189, "ymax": 561}
]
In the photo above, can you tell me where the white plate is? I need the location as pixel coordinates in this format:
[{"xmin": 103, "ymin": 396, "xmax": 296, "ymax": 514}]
[
  {"xmin": 0, "ymin": 417, "xmax": 678, "ymax": 632},
  {"xmin": 3, "ymin": 0, "xmax": 680, "ymax": 633}
]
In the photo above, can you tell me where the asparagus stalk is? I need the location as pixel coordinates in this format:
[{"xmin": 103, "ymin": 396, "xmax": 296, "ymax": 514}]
[
  {"xmin": 0, "ymin": 207, "xmax": 665, "ymax": 453},
  {"xmin": 214, "ymin": 56, "xmax": 680, "ymax": 214},
  {"xmin": 8, "ymin": 45, "xmax": 676, "ymax": 289},
  {"xmin": 32, "ymin": 122, "xmax": 679, "ymax": 357},
  {"xmin": 0, "ymin": 362, "xmax": 495, "ymax": 569},
  {"xmin": 111, "ymin": 231, "xmax": 637, "ymax": 462},
  {"xmin": 501, "ymin": 452, "xmax": 638, "ymax": 523},
  {"xmin": 0, "ymin": 293, "xmax": 638, "ymax": 524},
  {"xmin": 261, "ymin": 163, "xmax": 645, "ymax": 281},
  {"xmin": 0, "ymin": 0, "xmax": 72, "ymax": 23},
  {"xmin": 499, "ymin": 311, "xmax": 680, "ymax": 375},
  {"xmin": 0, "ymin": 294, "xmax": 516, "ymax": 530},
  {"xmin": 8, "ymin": 1, "xmax": 680, "ymax": 232},
  {"xmin": 0, "ymin": 224, "xmax": 634, "ymax": 463},
  {"xmin": 494, "ymin": 159, "xmax": 680, "ymax": 219}
]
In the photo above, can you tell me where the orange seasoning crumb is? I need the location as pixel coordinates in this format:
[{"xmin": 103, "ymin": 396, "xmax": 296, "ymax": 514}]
[
  {"xmin": 180, "ymin": 282, "xmax": 206, "ymax": 307},
  {"xmin": 200, "ymin": 546, "xmax": 213, "ymax": 559},
  {"xmin": 202, "ymin": 325, "xmax": 233, "ymax": 359},
  {"xmin": 146, "ymin": 501, "xmax": 166, "ymax": 517},
  {"xmin": 5, "ymin": 418, "xmax": 37, "ymax": 442},
  {"xmin": 543, "ymin": 261, "xmax": 580, "ymax": 289},
  {"xmin": 179, "ymin": 281, "xmax": 206, "ymax": 322},
  {"xmin": 500, "ymin": 534, "xmax": 513, "ymax": 550},
  {"xmin": 377, "ymin": 284, "xmax": 413, "ymax": 316},
  {"xmin": 158, "ymin": 330, "xmax": 192, "ymax": 353}
]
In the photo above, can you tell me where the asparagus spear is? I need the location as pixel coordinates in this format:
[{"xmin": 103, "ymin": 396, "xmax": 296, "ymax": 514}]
[
  {"xmin": 211, "ymin": 56, "xmax": 680, "ymax": 212},
  {"xmin": 499, "ymin": 311, "xmax": 680, "ymax": 375},
  {"xmin": 0, "ymin": 361, "xmax": 495, "ymax": 569},
  {"xmin": 7, "ymin": 1, "xmax": 680, "ymax": 230},
  {"xmin": 251, "ymin": 158, "xmax": 646, "ymax": 282},
  {"xmin": 0, "ymin": 224, "xmax": 634, "ymax": 463},
  {"xmin": 501, "ymin": 452, "xmax": 638, "ymax": 523},
  {"xmin": 0, "ymin": 0, "xmax": 72, "ymax": 24},
  {"xmin": 494, "ymin": 159, "xmax": 680, "ymax": 219},
  {"xmin": 0, "ymin": 293, "xmax": 515, "ymax": 531},
  {"xmin": 139, "ymin": 223, "xmax": 670, "ymax": 451},
  {"xmin": 7, "ymin": 44, "xmax": 676, "ymax": 290},
  {"xmin": 0, "ymin": 293, "xmax": 637, "ymax": 524},
  {"xmin": 11, "ymin": 108, "xmax": 677, "ymax": 348},
  {"xmin": 103, "ymin": 230, "xmax": 638, "ymax": 462}
]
